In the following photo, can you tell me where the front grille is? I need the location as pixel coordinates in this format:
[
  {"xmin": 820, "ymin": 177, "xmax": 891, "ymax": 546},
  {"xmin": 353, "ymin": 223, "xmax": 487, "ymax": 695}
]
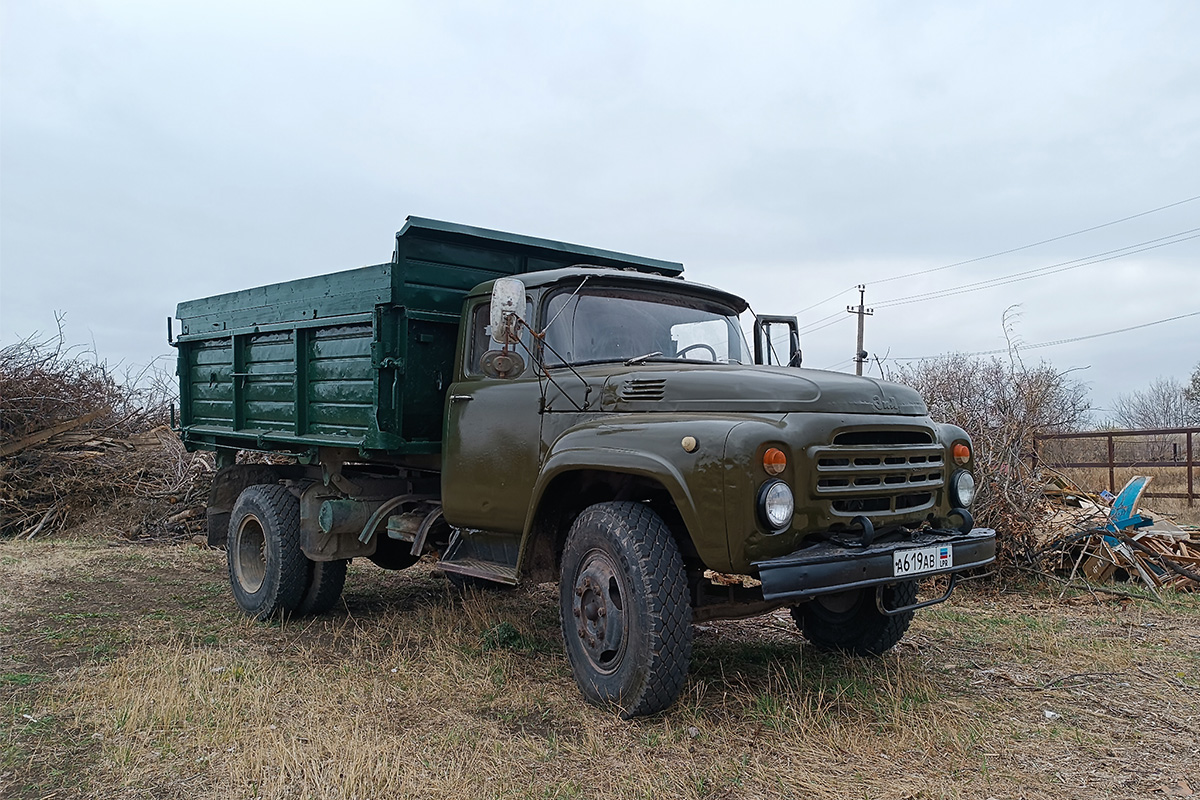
[
  {"xmin": 812, "ymin": 435, "xmax": 943, "ymax": 518},
  {"xmin": 833, "ymin": 430, "xmax": 933, "ymax": 446}
]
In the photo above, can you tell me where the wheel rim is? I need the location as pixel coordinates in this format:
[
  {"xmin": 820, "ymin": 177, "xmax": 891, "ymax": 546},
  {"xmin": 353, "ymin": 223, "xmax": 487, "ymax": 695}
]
[
  {"xmin": 233, "ymin": 514, "xmax": 268, "ymax": 593},
  {"xmin": 570, "ymin": 549, "xmax": 628, "ymax": 674},
  {"xmin": 815, "ymin": 589, "xmax": 860, "ymax": 615}
]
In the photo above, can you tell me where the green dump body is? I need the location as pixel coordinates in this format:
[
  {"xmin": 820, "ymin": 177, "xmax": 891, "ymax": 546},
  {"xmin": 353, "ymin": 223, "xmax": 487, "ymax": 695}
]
[{"xmin": 174, "ymin": 217, "xmax": 683, "ymax": 462}]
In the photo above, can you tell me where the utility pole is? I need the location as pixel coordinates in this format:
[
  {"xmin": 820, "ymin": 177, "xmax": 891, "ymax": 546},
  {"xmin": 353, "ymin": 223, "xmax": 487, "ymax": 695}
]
[{"xmin": 846, "ymin": 284, "xmax": 873, "ymax": 376}]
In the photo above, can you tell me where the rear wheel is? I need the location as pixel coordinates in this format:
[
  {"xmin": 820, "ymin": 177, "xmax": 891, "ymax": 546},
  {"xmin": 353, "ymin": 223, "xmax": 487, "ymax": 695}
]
[
  {"xmin": 791, "ymin": 581, "xmax": 916, "ymax": 656},
  {"xmin": 367, "ymin": 534, "xmax": 420, "ymax": 571},
  {"xmin": 298, "ymin": 559, "xmax": 349, "ymax": 615},
  {"xmin": 559, "ymin": 501, "xmax": 692, "ymax": 718},
  {"xmin": 227, "ymin": 485, "xmax": 308, "ymax": 620}
]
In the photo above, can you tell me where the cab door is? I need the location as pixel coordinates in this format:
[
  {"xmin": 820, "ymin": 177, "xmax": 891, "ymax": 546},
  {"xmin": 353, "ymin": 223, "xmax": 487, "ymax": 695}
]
[{"xmin": 440, "ymin": 300, "xmax": 542, "ymax": 533}]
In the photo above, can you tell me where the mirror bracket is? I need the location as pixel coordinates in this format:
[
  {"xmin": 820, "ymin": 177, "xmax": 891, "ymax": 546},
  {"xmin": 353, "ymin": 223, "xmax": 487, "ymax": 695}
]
[{"xmin": 754, "ymin": 315, "xmax": 802, "ymax": 367}]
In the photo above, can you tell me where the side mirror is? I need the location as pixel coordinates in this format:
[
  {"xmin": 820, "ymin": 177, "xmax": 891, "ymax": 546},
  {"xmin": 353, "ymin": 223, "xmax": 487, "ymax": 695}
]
[
  {"xmin": 754, "ymin": 315, "xmax": 802, "ymax": 367},
  {"xmin": 490, "ymin": 277, "xmax": 526, "ymax": 344}
]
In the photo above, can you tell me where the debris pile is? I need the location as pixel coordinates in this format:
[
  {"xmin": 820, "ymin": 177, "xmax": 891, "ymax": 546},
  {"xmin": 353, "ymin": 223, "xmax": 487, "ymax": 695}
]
[
  {"xmin": 0, "ymin": 331, "xmax": 213, "ymax": 541},
  {"xmin": 1038, "ymin": 476, "xmax": 1200, "ymax": 598}
]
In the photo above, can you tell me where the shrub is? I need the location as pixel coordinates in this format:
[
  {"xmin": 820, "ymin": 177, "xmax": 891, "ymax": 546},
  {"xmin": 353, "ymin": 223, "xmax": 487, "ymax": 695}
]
[{"xmin": 888, "ymin": 353, "xmax": 1090, "ymax": 567}]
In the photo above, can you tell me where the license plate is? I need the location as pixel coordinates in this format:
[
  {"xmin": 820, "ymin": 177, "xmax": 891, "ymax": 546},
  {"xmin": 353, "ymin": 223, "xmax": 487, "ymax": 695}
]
[{"xmin": 893, "ymin": 544, "xmax": 953, "ymax": 577}]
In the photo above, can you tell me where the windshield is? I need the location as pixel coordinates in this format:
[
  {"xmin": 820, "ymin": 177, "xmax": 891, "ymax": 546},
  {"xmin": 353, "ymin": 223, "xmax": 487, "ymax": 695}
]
[{"xmin": 542, "ymin": 287, "xmax": 748, "ymax": 367}]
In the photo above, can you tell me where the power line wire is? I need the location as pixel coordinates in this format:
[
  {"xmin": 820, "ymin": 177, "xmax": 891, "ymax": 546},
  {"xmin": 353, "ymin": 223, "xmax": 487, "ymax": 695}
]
[
  {"xmin": 792, "ymin": 193, "xmax": 1200, "ymax": 319},
  {"xmin": 796, "ymin": 286, "xmax": 855, "ymax": 315},
  {"xmin": 874, "ymin": 230, "xmax": 1200, "ymax": 309},
  {"xmin": 800, "ymin": 314, "xmax": 853, "ymax": 337},
  {"xmin": 798, "ymin": 308, "xmax": 846, "ymax": 334},
  {"xmin": 821, "ymin": 358, "xmax": 854, "ymax": 370},
  {"xmin": 871, "ymin": 193, "xmax": 1200, "ymax": 286},
  {"xmin": 890, "ymin": 310, "xmax": 1200, "ymax": 362}
]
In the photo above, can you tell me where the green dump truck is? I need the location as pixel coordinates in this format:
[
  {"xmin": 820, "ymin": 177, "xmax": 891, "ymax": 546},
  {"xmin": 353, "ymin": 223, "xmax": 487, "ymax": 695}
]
[{"xmin": 174, "ymin": 217, "xmax": 995, "ymax": 717}]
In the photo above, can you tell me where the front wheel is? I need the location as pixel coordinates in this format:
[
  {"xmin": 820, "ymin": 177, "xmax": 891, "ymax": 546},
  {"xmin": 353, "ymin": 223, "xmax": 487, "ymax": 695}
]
[
  {"xmin": 559, "ymin": 501, "xmax": 692, "ymax": 718},
  {"xmin": 791, "ymin": 581, "xmax": 917, "ymax": 656}
]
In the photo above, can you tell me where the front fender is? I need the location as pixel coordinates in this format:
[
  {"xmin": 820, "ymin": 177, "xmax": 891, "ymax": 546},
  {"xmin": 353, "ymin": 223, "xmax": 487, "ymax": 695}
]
[{"xmin": 525, "ymin": 416, "xmax": 746, "ymax": 572}]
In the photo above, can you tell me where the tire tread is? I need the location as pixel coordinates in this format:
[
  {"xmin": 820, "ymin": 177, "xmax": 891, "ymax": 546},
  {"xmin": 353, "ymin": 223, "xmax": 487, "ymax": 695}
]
[
  {"xmin": 561, "ymin": 501, "xmax": 692, "ymax": 718},
  {"xmin": 791, "ymin": 580, "xmax": 916, "ymax": 656},
  {"xmin": 227, "ymin": 484, "xmax": 307, "ymax": 620},
  {"xmin": 298, "ymin": 558, "xmax": 348, "ymax": 615}
]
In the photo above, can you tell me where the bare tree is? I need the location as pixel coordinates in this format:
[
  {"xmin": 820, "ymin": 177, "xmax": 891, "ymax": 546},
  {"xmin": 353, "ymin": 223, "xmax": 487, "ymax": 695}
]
[
  {"xmin": 1110, "ymin": 377, "xmax": 1195, "ymax": 429},
  {"xmin": 1185, "ymin": 362, "xmax": 1200, "ymax": 416}
]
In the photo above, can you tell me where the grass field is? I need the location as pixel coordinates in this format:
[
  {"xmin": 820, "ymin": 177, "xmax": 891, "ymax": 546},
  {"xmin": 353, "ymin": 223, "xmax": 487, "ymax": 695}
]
[{"xmin": 3, "ymin": 519, "xmax": 1199, "ymax": 799}]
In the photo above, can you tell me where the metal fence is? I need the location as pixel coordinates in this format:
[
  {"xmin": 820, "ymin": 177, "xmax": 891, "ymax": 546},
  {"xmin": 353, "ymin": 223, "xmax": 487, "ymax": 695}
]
[{"xmin": 1032, "ymin": 426, "xmax": 1197, "ymax": 507}]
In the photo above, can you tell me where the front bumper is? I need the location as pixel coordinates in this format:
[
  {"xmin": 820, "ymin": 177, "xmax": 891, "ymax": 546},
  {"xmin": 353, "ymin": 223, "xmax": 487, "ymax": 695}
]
[{"xmin": 752, "ymin": 527, "xmax": 996, "ymax": 603}]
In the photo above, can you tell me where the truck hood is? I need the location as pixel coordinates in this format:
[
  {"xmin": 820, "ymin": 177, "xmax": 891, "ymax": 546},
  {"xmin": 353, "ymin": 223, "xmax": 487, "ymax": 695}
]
[{"xmin": 594, "ymin": 365, "xmax": 928, "ymax": 415}]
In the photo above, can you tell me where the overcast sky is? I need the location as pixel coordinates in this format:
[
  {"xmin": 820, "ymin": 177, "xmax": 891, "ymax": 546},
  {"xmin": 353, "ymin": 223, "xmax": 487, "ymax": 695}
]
[{"xmin": 2, "ymin": 0, "xmax": 1197, "ymax": 416}]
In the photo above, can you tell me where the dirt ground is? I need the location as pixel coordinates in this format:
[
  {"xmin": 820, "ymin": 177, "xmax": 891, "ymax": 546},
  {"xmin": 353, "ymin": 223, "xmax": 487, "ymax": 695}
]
[{"xmin": 2, "ymin": 516, "xmax": 1198, "ymax": 800}]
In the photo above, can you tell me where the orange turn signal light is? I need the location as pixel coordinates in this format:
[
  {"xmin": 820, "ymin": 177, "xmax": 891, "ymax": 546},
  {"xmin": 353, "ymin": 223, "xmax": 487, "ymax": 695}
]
[
  {"xmin": 763, "ymin": 447, "xmax": 787, "ymax": 475},
  {"xmin": 953, "ymin": 443, "xmax": 971, "ymax": 465}
]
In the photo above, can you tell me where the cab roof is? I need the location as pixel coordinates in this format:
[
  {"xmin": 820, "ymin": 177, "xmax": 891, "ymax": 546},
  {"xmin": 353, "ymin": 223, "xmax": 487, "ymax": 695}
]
[
  {"xmin": 396, "ymin": 217, "xmax": 685, "ymax": 277},
  {"xmin": 466, "ymin": 266, "xmax": 750, "ymax": 314}
]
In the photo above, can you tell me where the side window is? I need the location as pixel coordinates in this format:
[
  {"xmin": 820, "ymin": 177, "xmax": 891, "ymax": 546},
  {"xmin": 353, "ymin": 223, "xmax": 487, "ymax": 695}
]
[
  {"xmin": 467, "ymin": 303, "xmax": 491, "ymax": 376},
  {"xmin": 466, "ymin": 300, "xmax": 532, "ymax": 377}
]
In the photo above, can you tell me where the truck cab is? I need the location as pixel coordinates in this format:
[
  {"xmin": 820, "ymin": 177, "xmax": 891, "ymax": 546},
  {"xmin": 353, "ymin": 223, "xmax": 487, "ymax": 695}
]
[{"xmin": 434, "ymin": 266, "xmax": 992, "ymax": 715}]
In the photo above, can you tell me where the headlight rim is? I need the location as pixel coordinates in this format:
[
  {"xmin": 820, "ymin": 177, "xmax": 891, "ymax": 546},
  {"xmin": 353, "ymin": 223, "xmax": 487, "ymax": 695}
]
[
  {"xmin": 757, "ymin": 479, "xmax": 794, "ymax": 532},
  {"xmin": 951, "ymin": 469, "xmax": 976, "ymax": 508}
]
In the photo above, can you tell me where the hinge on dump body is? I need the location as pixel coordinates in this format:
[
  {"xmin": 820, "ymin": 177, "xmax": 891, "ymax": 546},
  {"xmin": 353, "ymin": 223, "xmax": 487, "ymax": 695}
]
[
  {"xmin": 370, "ymin": 306, "xmax": 406, "ymax": 370},
  {"xmin": 370, "ymin": 341, "xmax": 404, "ymax": 371}
]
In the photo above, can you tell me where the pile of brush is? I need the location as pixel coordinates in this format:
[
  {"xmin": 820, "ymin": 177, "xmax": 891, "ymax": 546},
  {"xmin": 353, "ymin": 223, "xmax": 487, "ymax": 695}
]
[{"xmin": 0, "ymin": 329, "xmax": 212, "ymax": 541}]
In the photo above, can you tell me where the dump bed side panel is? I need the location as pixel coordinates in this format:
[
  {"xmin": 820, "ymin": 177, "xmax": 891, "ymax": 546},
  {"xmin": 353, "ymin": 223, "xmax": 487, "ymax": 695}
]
[
  {"xmin": 176, "ymin": 264, "xmax": 393, "ymax": 334},
  {"xmin": 177, "ymin": 311, "xmax": 387, "ymax": 452},
  {"xmin": 174, "ymin": 217, "xmax": 685, "ymax": 461}
]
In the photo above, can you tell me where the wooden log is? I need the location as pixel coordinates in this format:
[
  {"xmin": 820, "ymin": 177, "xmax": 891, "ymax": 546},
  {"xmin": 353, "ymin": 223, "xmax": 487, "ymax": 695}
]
[
  {"xmin": 20, "ymin": 504, "xmax": 58, "ymax": 540},
  {"xmin": 0, "ymin": 410, "xmax": 106, "ymax": 458}
]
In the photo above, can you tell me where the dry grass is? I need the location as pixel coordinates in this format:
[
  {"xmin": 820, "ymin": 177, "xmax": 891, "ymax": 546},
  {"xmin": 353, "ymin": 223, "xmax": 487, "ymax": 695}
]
[{"xmin": 3, "ymin": 515, "xmax": 1199, "ymax": 800}]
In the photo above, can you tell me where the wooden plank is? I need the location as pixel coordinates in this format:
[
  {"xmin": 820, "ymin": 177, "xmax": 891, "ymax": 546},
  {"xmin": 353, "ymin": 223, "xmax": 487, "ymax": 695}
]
[{"xmin": 0, "ymin": 409, "xmax": 106, "ymax": 458}]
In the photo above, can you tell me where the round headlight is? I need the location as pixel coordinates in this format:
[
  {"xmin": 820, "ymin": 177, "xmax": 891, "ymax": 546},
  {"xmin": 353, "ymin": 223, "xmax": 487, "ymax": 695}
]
[
  {"xmin": 951, "ymin": 470, "xmax": 976, "ymax": 508},
  {"xmin": 759, "ymin": 480, "xmax": 794, "ymax": 531}
]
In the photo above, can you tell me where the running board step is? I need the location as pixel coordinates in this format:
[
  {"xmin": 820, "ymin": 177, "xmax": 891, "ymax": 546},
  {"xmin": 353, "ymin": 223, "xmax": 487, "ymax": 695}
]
[
  {"xmin": 438, "ymin": 527, "xmax": 520, "ymax": 585},
  {"xmin": 437, "ymin": 558, "xmax": 518, "ymax": 585}
]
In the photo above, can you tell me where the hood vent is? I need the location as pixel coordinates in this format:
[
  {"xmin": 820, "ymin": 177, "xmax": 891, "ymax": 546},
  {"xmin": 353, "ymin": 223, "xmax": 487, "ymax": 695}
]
[{"xmin": 620, "ymin": 377, "xmax": 666, "ymax": 402}]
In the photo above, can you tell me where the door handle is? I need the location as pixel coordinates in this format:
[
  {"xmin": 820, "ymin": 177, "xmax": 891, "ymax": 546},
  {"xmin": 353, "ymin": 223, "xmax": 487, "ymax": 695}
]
[{"xmin": 449, "ymin": 395, "xmax": 473, "ymax": 402}]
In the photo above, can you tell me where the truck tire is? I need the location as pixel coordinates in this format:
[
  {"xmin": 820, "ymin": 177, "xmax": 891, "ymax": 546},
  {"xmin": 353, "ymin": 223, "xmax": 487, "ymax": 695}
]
[
  {"xmin": 227, "ymin": 484, "xmax": 308, "ymax": 620},
  {"xmin": 559, "ymin": 501, "xmax": 692, "ymax": 718},
  {"xmin": 367, "ymin": 534, "xmax": 420, "ymax": 571},
  {"xmin": 791, "ymin": 581, "xmax": 917, "ymax": 656},
  {"xmin": 297, "ymin": 558, "xmax": 349, "ymax": 615}
]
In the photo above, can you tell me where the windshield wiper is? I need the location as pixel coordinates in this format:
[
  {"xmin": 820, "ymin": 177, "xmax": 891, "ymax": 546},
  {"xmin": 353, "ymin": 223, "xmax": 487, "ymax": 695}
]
[{"xmin": 624, "ymin": 351, "xmax": 663, "ymax": 365}]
